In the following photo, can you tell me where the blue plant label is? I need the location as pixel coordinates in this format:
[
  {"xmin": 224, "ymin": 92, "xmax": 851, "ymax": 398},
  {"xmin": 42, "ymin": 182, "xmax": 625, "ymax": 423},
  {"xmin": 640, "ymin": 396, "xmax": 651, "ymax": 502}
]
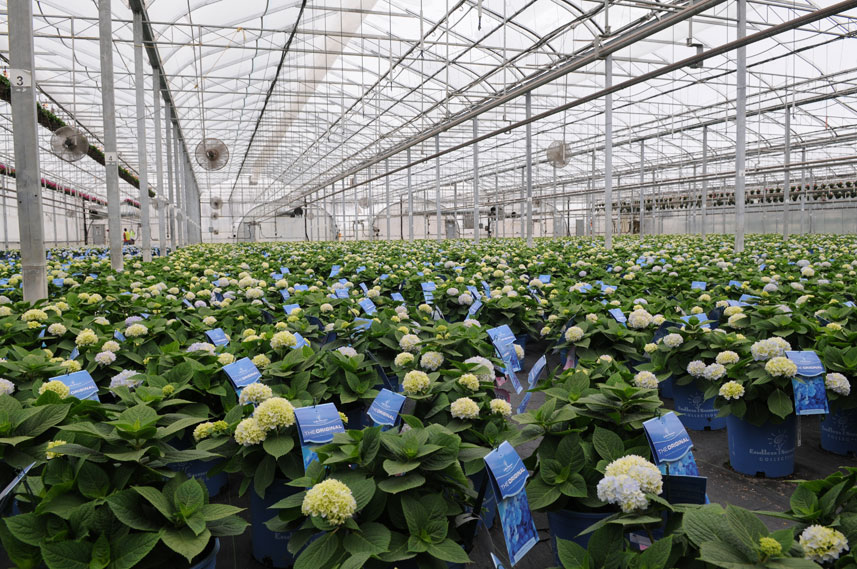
[
  {"xmin": 506, "ymin": 370, "xmax": 523, "ymax": 394},
  {"xmin": 335, "ymin": 288, "xmax": 349, "ymax": 299},
  {"xmin": 294, "ymin": 284, "xmax": 309, "ymax": 292},
  {"xmin": 358, "ymin": 298, "xmax": 377, "ymax": 315},
  {"xmin": 283, "ymin": 303, "xmax": 300, "ymax": 315},
  {"xmin": 281, "ymin": 267, "xmax": 290, "ymax": 275},
  {"xmin": 380, "ymin": 273, "xmax": 389, "ymax": 280},
  {"xmin": 484, "ymin": 441, "xmax": 528, "ymax": 500},
  {"xmin": 423, "ymin": 291, "xmax": 434, "ymax": 304},
  {"xmin": 416, "ymin": 271, "xmax": 424, "ymax": 277},
  {"xmin": 432, "ymin": 305, "xmax": 445, "ymax": 322},
  {"xmin": 205, "ymin": 328, "xmax": 229, "ymax": 346},
  {"xmin": 599, "ymin": 282, "xmax": 616, "ymax": 293},
  {"xmin": 295, "ymin": 403, "xmax": 345, "ymax": 468},
  {"xmin": 391, "ymin": 292, "xmax": 405, "ymax": 303},
  {"xmin": 691, "ymin": 281, "xmax": 707, "ymax": 291},
  {"xmin": 280, "ymin": 289, "xmax": 291, "ymax": 301},
  {"xmin": 52, "ymin": 278, "xmax": 64, "ymax": 287},
  {"xmin": 578, "ymin": 282, "xmax": 593, "ymax": 293},
  {"xmin": 271, "ymin": 273, "xmax": 284, "ymax": 281},
  {"xmin": 739, "ymin": 294, "xmax": 759, "ymax": 305},
  {"xmin": 843, "ymin": 300, "xmax": 856, "ymax": 308},
  {"xmin": 786, "ymin": 350, "xmax": 825, "ymax": 378},
  {"xmin": 113, "ymin": 330, "xmax": 126, "ymax": 342},
  {"xmin": 329, "ymin": 265, "xmax": 341, "ymax": 278},
  {"xmin": 680, "ymin": 314, "xmax": 711, "ymax": 329},
  {"xmin": 487, "ymin": 325, "xmax": 521, "ymax": 374},
  {"xmin": 214, "ymin": 291, "xmax": 224, "ymax": 302},
  {"xmin": 183, "ymin": 299, "xmax": 193, "ymax": 308},
  {"xmin": 38, "ymin": 327, "xmax": 46, "ymax": 339},
  {"xmin": 527, "ymin": 356, "xmax": 547, "ymax": 388},
  {"xmin": 538, "ymin": 275, "xmax": 551, "ymax": 284},
  {"xmin": 461, "ymin": 285, "xmax": 479, "ymax": 300},
  {"xmin": 421, "ymin": 281, "xmax": 436, "ymax": 292},
  {"xmin": 223, "ymin": 357, "xmax": 262, "ymax": 392},
  {"xmin": 367, "ymin": 388, "xmax": 406, "ymax": 427},
  {"xmin": 352, "ymin": 318, "xmax": 372, "ymax": 333},
  {"xmin": 356, "ymin": 266, "xmax": 366, "ymax": 273},
  {"xmin": 485, "ymin": 442, "xmax": 538, "ymax": 566},
  {"xmin": 482, "ymin": 281, "xmax": 492, "ymax": 296},
  {"xmin": 729, "ymin": 280, "xmax": 743, "ymax": 288},
  {"xmin": 69, "ymin": 346, "xmax": 80, "ymax": 360},
  {"xmin": 338, "ymin": 278, "xmax": 349, "ymax": 285},
  {"xmin": 608, "ymin": 308, "xmax": 627, "ymax": 326},
  {"xmin": 759, "ymin": 263, "xmax": 767, "ymax": 271},
  {"xmin": 360, "ymin": 282, "xmax": 369, "ymax": 294},
  {"xmin": 293, "ymin": 332, "xmax": 309, "ymax": 349},
  {"xmin": 643, "ymin": 412, "xmax": 698, "ymax": 475},
  {"xmin": 468, "ymin": 299, "xmax": 483, "ymax": 316},
  {"xmin": 51, "ymin": 370, "xmax": 99, "ymax": 401}
]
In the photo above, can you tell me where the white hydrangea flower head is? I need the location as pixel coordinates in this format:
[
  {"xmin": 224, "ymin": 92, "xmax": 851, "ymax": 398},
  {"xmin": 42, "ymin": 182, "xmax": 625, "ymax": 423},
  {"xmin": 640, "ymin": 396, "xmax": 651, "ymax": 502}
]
[
  {"xmin": 490, "ymin": 398, "xmax": 512, "ymax": 418},
  {"xmin": 239, "ymin": 382, "xmax": 273, "ymax": 405},
  {"xmin": 627, "ymin": 309, "xmax": 653, "ymax": 329},
  {"xmin": 662, "ymin": 333, "xmax": 683, "ymax": 348},
  {"xmin": 337, "ymin": 346, "xmax": 358, "ymax": 358},
  {"xmin": 301, "ymin": 479, "xmax": 357, "ymax": 526},
  {"xmin": 716, "ymin": 351, "xmax": 739, "ymax": 365},
  {"xmin": 234, "ymin": 417, "xmax": 267, "ymax": 446},
  {"xmin": 719, "ymin": 381, "xmax": 745, "ymax": 400},
  {"xmin": 450, "ymin": 397, "xmax": 480, "ymax": 419},
  {"xmin": 0, "ymin": 378, "xmax": 15, "ymax": 396},
  {"xmin": 420, "ymin": 351, "xmax": 444, "ymax": 371},
  {"xmin": 253, "ymin": 397, "xmax": 296, "ymax": 430},
  {"xmin": 825, "ymin": 373, "xmax": 850, "ymax": 396},
  {"xmin": 394, "ymin": 352, "xmax": 415, "ymax": 367},
  {"xmin": 686, "ymin": 360, "xmax": 706, "ymax": 377},
  {"xmin": 464, "ymin": 356, "xmax": 494, "ymax": 382},
  {"xmin": 633, "ymin": 371, "xmax": 658, "ymax": 389},
  {"xmin": 271, "ymin": 331, "xmax": 298, "ymax": 349},
  {"xmin": 457, "ymin": 373, "xmax": 480, "ymax": 391},
  {"xmin": 399, "ymin": 334, "xmax": 421, "ymax": 353},
  {"xmin": 402, "ymin": 370, "xmax": 431, "ymax": 395},
  {"xmin": 765, "ymin": 356, "xmax": 798, "ymax": 378},
  {"xmin": 565, "ymin": 326, "xmax": 584, "ymax": 342},
  {"xmin": 703, "ymin": 363, "xmax": 727, "ymax": 381},
  {"xmin": 799, "ymin": 525, "xmax": 849, "ymax": 563}
]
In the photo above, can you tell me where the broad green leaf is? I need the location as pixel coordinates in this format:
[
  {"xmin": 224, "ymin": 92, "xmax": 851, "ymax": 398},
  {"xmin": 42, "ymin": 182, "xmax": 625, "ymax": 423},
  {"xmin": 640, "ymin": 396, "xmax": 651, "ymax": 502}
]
[
  {"xmin": 132, "ymin": 486, "xmax": 173, "ymax": 520},
  {"xmin": 525, "ymin": 476, "xmax": 562, "ymax": 510},
  {"xmin": 161, "ymin": 527, "xmax": 211, "ymax": 564},
  {"xmin": 200, "ymin": 503, "xmax": 243, "ymax": 521},
  {"xmin": 425, "ymin": 538, "xmax": 471, "ymax": 563},
  {"xmin": 173, "ymin": 478, "xmax": 205, "ymax": 520},
  {"xmin": 557, "ymin": 538, "xmax": 588, "ymax": 569},
  {"xmin": 262, "ymin": 433, "xmax": 295, "ymax": 459},
  {"xmin": 106, "ymin": 490, "xmax": 161, "ymax": 531},
  {"xmin": 767, "ymin": 389, "xmax": 793, "ymax": 419},
  {"xmin": 377, "ymin": 473, "xmax": 424, "ymax": 494},
  {"xmin": 39, "ymin": 540, "xmax": 91, "ymax": 569},
  {"xmin": 3, "ymin": 513, "xmax": 45, "ymax": 547},
  {"xmin": 294, "ymin": 532, "xmax": 339, "ymax": 569},
  {"xmin": 108, "ymin": 532, "xmax": 160, "ymax": 569},
  {"xmin": 90, "ymin": 534, "xmax": 110, "ymax": 569},
  {"xmin": 254, "ymin": 455, "xmax": 276, "ymax": 498},
  {"xmin": 592, "ymin": 426, "xmax": 624, "ymax": 462}
]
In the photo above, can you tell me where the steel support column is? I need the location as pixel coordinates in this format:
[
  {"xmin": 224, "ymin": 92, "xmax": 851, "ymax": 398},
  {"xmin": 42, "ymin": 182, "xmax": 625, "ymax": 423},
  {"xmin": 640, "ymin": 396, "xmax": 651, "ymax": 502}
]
[
  {"xmin": 701, "ymin": 126, "xmax": 708, "ymax": 238},
  {"xmin": 782, "ymin": 104, "xmax": 791, "ymax": 240},
  {"xmin": 525, "ymin": 92, "xmax": 534, "ymax": 247},
  {"xmin": 472, "ymin": 118, "xmax": 480, "ymax": 244},
  {"xmin": 800, "ymin": 148, "xmax": 806, "ymax": 235},
  {"xmin": 153, "ymin": 70, "xmax": 166, "ymax": 255},
  {"xmin": 639, "ymin": 141, "xmax": 645, "ymax": 236},
  {"xmin": 385, "ymin": 159, "xmax": 391, "ymax": 239},
  {"xmin": 9, "ymin": 0, "xmax": 47, "ymax": 299},
  {"xmin": 165, "ymin": 105, "xmax": 176, "ymax": 251},
  {"xmin": 436, "ymin": 135, "xmax": 442, "ymax": 241},
  {"xmin": 735, "ymin": 0, "xmax": 747, "ymax": 252},
  {"xmin": 133, "ymin": 10, "xmax": 152, "ymax": 261},
  {"xmin": 605, "ymin": 55, "xmax": 614, "ymax": 250},
  {"xmin": 99, "ymin": 0, "xmax": 123, "ymax": 270},
  {"xmin": 407, "ymin": 149, "xmax": 414, "ymax": 241}
]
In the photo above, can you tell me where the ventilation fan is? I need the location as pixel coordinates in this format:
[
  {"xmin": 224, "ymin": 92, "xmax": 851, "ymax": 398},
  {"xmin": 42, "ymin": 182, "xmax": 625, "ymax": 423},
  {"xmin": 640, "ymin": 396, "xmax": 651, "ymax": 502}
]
[
  {"xmin": 51, "ymin": 126, "xmax": 88, "ymax": 162},
  {"xmin": 546, "ymin": 141, "xmax": 569, "ymax": 168},
  {"xmin": 358, "ymin": 196, "xmax": 369, "ymax": 209},
  {"xmin": 195, "ymin": 138, "xmax": 229, "ymax": 171},
  {"xmin": 211, "ymin": 211, "xmax": 220, "ymax": 221},
  {"xmin": 210, "ymin": 196, "xmax": 223, "ymax": 209}
]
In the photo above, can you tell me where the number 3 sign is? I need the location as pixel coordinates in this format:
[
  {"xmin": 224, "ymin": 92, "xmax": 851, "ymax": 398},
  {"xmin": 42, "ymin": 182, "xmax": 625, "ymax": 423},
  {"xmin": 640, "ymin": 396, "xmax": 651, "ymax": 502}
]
[{"xmin": 9, "ymin": 69, "xmax": 32, "ymax": 88}]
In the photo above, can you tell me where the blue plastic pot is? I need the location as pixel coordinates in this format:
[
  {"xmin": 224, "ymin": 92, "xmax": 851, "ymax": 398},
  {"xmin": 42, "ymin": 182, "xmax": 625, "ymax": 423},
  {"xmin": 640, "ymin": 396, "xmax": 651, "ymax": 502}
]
[
  {"xmin": 727, "ymin": 414, "xmax": 796, "ymax": 477},
  {"xmin": 515, "ymin": 334, "xmax": 528, "ymax": 352},
  {"xmin": 191, "ymin": 538, "xmax": 220, "ymax": 569},
  {"xmin": 547, "ymin": 509, "xmax": 612, "ymax": 563},
  {"xmin": 672, "ymin": 381, "xmax": 725, "ymax": 431},
  {"xmin": 659, "ymin": 375, "xmax": 674, "ymax": 399},
  {"xmin": 821, "ymin": 407, "xmax": 857, "ymax": 456},
  {"xmin": 251, "ymin": 482, "xmax": 299, "ymax": 568}
]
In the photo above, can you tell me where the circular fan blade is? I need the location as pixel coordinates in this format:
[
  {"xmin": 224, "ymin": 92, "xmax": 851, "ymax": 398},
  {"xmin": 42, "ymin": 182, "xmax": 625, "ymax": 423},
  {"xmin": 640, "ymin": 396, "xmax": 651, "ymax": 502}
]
[{"xmin": 195, "ymin": 138, "xmax": 230, "ymax": 171}]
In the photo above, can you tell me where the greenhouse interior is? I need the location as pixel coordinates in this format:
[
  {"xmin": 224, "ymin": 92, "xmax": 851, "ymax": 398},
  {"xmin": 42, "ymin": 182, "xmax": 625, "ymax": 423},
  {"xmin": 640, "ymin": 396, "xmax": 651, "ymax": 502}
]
[{"xmin": 1, "ymin": 0, "xmax": 857, "ymax": 568}]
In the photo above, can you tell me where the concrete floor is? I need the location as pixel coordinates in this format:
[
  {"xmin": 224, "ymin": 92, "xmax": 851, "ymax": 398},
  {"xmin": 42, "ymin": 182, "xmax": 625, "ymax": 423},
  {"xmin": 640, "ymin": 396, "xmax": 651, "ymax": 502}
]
[{"xmin": 2, "ymin": 348, "xmax": 851, "ymax": 569}]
